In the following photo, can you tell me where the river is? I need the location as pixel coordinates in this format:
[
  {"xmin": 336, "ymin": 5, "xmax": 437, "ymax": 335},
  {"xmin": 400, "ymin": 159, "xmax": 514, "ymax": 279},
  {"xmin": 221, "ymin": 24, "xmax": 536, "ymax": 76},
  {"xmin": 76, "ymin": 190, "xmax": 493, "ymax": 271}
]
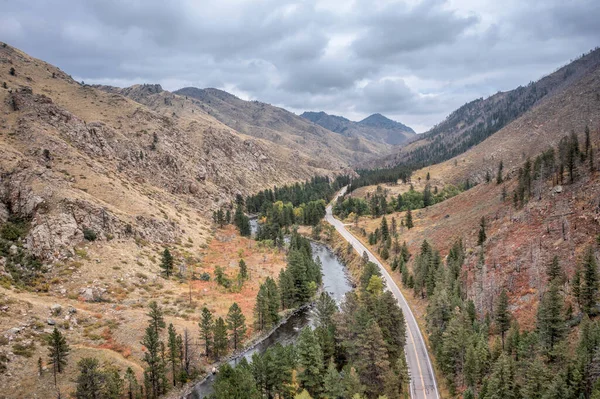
[{"xmin": 189, "ymin": 241, "xmax": 353, "ymax": 398}]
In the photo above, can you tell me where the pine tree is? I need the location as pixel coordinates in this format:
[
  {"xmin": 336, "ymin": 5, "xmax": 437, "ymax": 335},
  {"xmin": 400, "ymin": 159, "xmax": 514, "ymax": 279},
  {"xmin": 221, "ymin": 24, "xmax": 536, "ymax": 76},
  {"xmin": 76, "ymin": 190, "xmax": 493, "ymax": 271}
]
[
  {"xmin": 323, "ymin": 361, "xmax": 344, "ymax": 399},
  {"xmin": 405, "ymin": 208, "xmax": 413, "ymax": 229},
  {"xmin": 265, "ymin": 277, "xmax": 280, "ymax": 325},
  {"xmin": 199, "ymin": 307, "xmax": 213, "ymax": 358},
  {"xmin": 380, "ymin": 216, "xmax": 389, "ymax": 242},
  {"xmin": 255, "ymin": 283, "xmax": 269, "ymax": 331},
  {"xmin": 160, "ymin": 248, "xmax": 174, "ymax": 277},
  {"xmin": 167, "ymin": 324, "xmax": 179, "ymax": 386},
  {"xmin": 537, "ymin": 281, "xmax": 565, "ymax": 355},
  {"xmin": 75, "ymin": 357, "xmax": 103, "ymax": 399},
  {"xmin": 497, "ymin": 161, "xmax": 504, "ymax": 184},
  {"xmin": 297, "ymin": 327, "xmax": 324, "ymax": 397},
  {"xmin": 147, "ymin": 301, "xmax": 165, "ymax": 334},
  {"xmin": 354, "ymin": 320, "xmax": 391, "ymax": 397},
  {"xmin": 546, "ymin": 256, "xmax": 562, "ymax": 282},
  {"xmin": 315, "ymin": 292, "xmax": 338, "ymax": 329},
  {"xmin": 478, "ymin": 217, "xmax": 487, "ymax": 246},
  {"xmin": 423, "ymin": 184, "xmax": 433, "ymax": 206},
  {"xmin": 213, "ymin": 317, "xmax": 229, "ymax": 359},
  {"xmin": 47, "ymin": 327, "xmax": 70, "ymax": 386},
  {"xmin": 581, "ymin": 247, "xmax": 599, "ymax": 315},
  {"xmin": 125, "ymin": 367, "xmax": 139, "ymax": 399},
  {"xmin": 227, "ymin": 302, "xmax": 247, "ymax": 351},
  {"xmin": 142, "ymin": 325, "xmax": 163, "ymax": 399},
  {"xmin": 495, "ymin": 290, "xmax": 511, "ymax": 349},
  {"xmin": 239, "ymin": 259, "xmax": 248, "ymax": 280},
  {"xmin": 103, "ymin": 364, "xmax": 124, "ymax": 399},
  {"xmin": 487, "ymin": 353, "xmax": 517, "ymax": 399}
]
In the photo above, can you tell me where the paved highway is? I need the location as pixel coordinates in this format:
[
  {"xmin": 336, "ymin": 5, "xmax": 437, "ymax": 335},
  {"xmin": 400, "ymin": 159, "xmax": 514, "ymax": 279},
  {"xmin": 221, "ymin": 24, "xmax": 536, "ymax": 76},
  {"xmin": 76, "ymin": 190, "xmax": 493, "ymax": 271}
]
[{"xmin": 325, "ymin": 186, "xmax": 440, "ymax": 399}]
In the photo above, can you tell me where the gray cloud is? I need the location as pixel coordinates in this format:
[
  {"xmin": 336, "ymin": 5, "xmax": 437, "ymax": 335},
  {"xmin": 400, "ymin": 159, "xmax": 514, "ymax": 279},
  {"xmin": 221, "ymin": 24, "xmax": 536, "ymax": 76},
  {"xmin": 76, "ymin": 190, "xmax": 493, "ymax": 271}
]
[{"xmin": 0, "ymin": 0, "xmax": 598, "ymax": 132}]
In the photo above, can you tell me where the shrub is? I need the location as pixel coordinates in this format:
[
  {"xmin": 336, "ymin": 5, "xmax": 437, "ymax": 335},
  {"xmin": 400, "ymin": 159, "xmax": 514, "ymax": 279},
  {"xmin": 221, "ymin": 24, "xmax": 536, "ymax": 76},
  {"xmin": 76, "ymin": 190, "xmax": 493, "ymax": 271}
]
[
  {"xmin": 9, "ymin": 67, "xmax": 15, "ymax": 76},
  {"xmin": 1, "ymin": 219, "xmax": 29, "ymax": 241},
  {"xmin": 83, "ymin": 228, "xmax": 97, "ymax": 241},
  {"xmin": 199, "ymin": 272, "xmax": 210, "ymax": 281}
]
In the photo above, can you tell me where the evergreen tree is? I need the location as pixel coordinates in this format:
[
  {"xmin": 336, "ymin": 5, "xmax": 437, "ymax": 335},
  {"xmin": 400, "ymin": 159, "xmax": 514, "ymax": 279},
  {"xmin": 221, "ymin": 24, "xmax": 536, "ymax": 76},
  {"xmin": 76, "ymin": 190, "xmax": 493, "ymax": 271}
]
[
  {"xmin": 495, "ymin": 290, "xmax": 511, "ymax": 349},
  {"xmin": 234, "ymin": 204, "xmax": 251, "ymax": 237},
  {"xmin": 315, "ymin": 292, "xmax": 338, "ymax": 330},
  {"xmin": 323, "ymin": 361, "xmax": 344, "ymax": 399},
  {"xmin": 581, "ymin": 246, "xmax": 599, "ymax": 315},
  {"xmin": 213, "ymin": 317, "xmax": 229, "ymax": 359},
  {"xmin": 103, "ymin": 364, "xmax": 124, "ymax": 399},
  {"xmin": 278, "ymin": 269, "xmax": 294, "ymax": 310},
  {"xmin": 478, "ymin": 216, "xmax": 487, "ymax": 246},
  {"xmin": 213, "ymin": 363, "xmax": 260, "ymax": 399},
  {"xmin": 160, "ymin": 248, "xmax": 174, "ymax": 277},
  {"xmin": 423, "ymin": 184, "xmax": 433, "ymax": 206},
  {"xmin": 546, "ymin": 256, "xmax": 563, "ymax": 283},
  {"xmin": 227, "ymin": 302, "xmax": 247, "ymax": 351},
  {"xmin": 239, "ymin": 259, "xmax": 248, "ymax": 280},
  {"xmin": 167, "ymin": 324, "xmax": 179, "ymax": 386},
  {"xmin": 380, "ymin": 216, "xmax": 389, "ymax": 242},
  {"xmin": 142, "ymin": 324, "xmax": 164, "ymax": 399},
  {"xmin": 405, "ymin": 208, "xmax": 413, "ymax": 229},
  {"xmin": 47, "ymin": 327, "xmax": 70, "ymax": 386},
  {"xmin": 355, "ymin": 320, "xmax": 391, "ymax": 397},
  {"xmin": 265, "ymin": 277, "xmax": 280, "ymax": 325},
  {"xmin": 537, "ymin": 281, "xmax": 565, "ymax": 355},
  {"xmin": 75, "ymin": 357, "xmax": 103, "ymax": 399},
  {"xmin": 487, "ymin": 353, "xmax": 517, "ymax": 399},
  {"xmin": 199, "ymin": 307, "xmax": 213, "ymax": 358},
  {"xmin": 125, "ymin": 367, "xmax": 139, "ymax": 399},
  {"xmin": 147, "ymin": 301, "xmax": 165, "ymax": 334},
  {"xmin": 297, "ymin": 327, "xmax": 324, "ymax": 397}
]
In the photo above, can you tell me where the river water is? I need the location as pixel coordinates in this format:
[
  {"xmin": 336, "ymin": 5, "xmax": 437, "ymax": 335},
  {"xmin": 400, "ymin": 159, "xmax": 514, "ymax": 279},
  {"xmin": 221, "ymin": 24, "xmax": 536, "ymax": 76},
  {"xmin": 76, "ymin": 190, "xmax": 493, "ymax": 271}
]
[{"xmin": 190, "ymin": 241, "xmax": 353, "ymax": 398}]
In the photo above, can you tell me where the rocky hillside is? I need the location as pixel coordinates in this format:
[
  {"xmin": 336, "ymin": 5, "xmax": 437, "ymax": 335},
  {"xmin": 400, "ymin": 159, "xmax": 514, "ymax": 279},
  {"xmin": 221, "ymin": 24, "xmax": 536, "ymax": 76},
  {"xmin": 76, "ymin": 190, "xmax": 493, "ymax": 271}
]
[
  {"xmin": 301, "ymin": 111, "xmax": 415, "ymax": 145},
  {"xmin": 0, "ymin": 43, "xmax": 353, "ymax": 397},
  {"xmin": 367, "ymin": 47, "xmax": 600, "ymax": 171},
  {"xmin": 0, "ymin": 43, "xmax": 345, "ymax": 264},
  {"xmin": 169, "ymin": 87, "xmax": 392, "ymax": 165}
]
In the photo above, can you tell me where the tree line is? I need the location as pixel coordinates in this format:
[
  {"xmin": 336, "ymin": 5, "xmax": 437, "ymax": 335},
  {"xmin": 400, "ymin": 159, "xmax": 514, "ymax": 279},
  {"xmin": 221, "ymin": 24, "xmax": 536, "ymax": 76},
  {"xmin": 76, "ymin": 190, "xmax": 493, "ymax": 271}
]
[
  {"xmin": 390, "ymin": 235, "xmax": 600, "ymax": 399},
  {"xmin": 333, "ymin": 183, "xmax": 461, "ymax": 220},
  {"xmin": 210, "ymin": 255, "xmax": 410, "ymax": 399}
]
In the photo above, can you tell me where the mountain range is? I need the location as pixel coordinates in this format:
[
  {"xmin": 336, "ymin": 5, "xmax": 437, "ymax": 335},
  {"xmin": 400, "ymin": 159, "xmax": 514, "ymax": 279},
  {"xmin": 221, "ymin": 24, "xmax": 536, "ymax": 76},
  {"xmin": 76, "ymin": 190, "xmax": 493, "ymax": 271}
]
[
  {"xmin": 2, "ymin": 40, "xmax": 600, "ymax": 398},
  {"xmin": 301, "ymin": 111, "xmax": 415, "ymax": 145}
]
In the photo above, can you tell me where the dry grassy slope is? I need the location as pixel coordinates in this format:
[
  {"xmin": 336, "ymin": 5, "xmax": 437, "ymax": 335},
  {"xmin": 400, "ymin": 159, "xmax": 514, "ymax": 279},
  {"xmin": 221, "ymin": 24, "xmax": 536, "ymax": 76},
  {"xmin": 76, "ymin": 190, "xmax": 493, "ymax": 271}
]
[
  {"xmin": 173, "ymin": 87, "xmax": 392, "ymax": 166},
  {"xmin": 367, "ymin": 48, "xmax": 600, "ymax": 171},
  {"xmin": 349, "ymin": 148, "xmax": 600, "ymax": 331},
  {"xmin": 351, "ymin": 165, "xmax": 600, "ymax": 329},
  {"xmin": 0, "ymin": 43, "xmax": 337, "ymax": 397},
  {"xmin": 411, "ymin": 60, "xmax": 600, "ymax": 186},
  {"xmin": 0, "ymin": 43, "xmax": 336, "ymax": 261}
]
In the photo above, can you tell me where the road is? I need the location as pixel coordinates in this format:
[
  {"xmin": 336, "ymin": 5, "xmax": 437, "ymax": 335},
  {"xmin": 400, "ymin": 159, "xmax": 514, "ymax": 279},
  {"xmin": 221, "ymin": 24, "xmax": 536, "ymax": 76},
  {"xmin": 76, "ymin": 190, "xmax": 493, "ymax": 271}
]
[{"xmin": 325, "ymin": 186, "xmax": 440, "ymax": 399}]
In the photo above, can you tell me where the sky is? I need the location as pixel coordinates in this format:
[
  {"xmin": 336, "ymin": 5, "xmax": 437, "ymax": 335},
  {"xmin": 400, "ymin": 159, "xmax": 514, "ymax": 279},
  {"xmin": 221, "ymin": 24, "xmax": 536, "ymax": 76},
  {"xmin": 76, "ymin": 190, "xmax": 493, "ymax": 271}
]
[{"xmin": 1, "ymin": 0, "xmax": 599, "ymax": 132}]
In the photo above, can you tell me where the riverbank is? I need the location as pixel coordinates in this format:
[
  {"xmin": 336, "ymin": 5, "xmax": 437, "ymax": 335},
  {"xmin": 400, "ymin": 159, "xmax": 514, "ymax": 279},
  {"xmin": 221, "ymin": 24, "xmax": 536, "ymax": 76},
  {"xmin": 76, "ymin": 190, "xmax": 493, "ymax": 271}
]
[
  {"xmin": 172, "ymin": 237, "xmax": 353, "ymax": 399},
  {"xmin": 171, "ymin": 301, "xmax": 314, "ymax": 399}
]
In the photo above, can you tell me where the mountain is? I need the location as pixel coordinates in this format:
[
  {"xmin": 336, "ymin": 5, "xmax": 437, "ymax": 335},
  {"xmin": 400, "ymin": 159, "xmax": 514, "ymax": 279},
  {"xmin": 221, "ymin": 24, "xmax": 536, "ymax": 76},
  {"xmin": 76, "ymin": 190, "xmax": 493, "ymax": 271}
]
[
  {"xmin": 0, "ymin": 43, "xmax": 360, "ymax": 266},
  {"xmin": 170, "ymin": 87, "xmax": 393, "ymax": 165},
  {"xmin": 339, "ymin": 48, "xmax": 600, "ymax": 397},
  {"xmin": 365, "ymin": 47, "xmax": 600, "ymax": 171},
  {"xmin": 301, "ymin": 111, "xmax": 416, "ymax": 145}
]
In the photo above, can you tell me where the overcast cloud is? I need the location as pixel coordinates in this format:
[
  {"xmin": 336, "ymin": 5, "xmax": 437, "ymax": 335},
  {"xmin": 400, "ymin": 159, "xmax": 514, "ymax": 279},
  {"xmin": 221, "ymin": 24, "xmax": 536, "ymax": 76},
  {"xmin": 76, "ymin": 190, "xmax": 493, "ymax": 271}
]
[{"xmin": 1, "ymin": 0, "xmax": 598, "ymax": 132}]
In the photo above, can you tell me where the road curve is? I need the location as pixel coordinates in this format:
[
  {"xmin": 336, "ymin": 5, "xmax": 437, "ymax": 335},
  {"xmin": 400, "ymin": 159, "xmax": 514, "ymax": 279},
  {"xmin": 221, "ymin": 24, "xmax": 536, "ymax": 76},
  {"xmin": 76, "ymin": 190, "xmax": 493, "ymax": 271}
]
[{"xmin": 325, "ymin": 186, "xmax": 440, "ymax": 399}]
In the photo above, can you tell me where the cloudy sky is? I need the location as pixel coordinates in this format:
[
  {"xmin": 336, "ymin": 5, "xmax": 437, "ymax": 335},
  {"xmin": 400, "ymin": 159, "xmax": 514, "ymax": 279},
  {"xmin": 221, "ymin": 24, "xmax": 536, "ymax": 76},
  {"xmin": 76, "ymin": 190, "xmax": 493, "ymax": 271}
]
[{"xmin": 1, "ymin": 0, "xmax": 599, "ymax": 132}]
